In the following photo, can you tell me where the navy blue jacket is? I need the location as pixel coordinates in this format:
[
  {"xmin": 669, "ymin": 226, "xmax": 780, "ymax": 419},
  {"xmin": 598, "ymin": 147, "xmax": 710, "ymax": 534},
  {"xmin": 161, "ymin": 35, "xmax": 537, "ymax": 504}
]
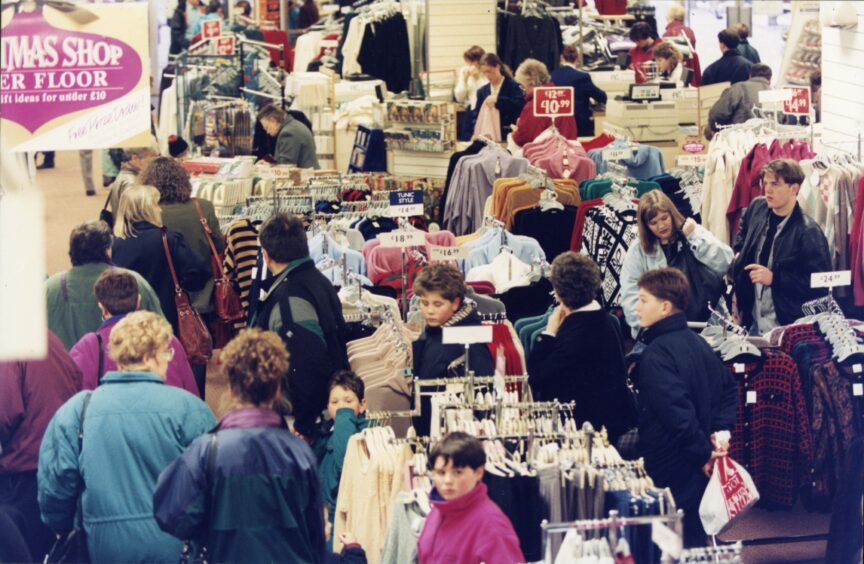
[
  {"xmin": 550, "ymin": 65, "xmax": 608, "ymax": 137},
  {"xmin": 471, "ymin": 77, "xmax": 525, "ymax": 136},
  {"xmin": 700, "ymin": 50, "xmax": 752, "ymax": 86}
]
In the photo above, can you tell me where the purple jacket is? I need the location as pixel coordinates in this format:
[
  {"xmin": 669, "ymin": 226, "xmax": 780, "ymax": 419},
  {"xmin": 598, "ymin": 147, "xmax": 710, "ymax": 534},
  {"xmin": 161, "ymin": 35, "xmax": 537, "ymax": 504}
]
[
  {"xmin": 417, "ymin": 482, "xmax": 524, "ymax": 564},
  {"xmin": 0, "ymin": 331, "xmax": 81, "ymax": 473},
  {"xmin": 69, "ymin": 314, "xmax": 199, "ymax": 396}
]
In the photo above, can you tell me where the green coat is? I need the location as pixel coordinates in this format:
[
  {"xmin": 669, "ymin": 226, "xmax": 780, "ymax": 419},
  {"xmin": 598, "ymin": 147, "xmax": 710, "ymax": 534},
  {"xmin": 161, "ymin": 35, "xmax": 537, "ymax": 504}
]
[
  {"xmin": 313, "ymin": 408, "xmax": 368, "ymax": 520},
  {"xmin": 45, "ymin": 263, "xmax": 163, "ymax": 350}
]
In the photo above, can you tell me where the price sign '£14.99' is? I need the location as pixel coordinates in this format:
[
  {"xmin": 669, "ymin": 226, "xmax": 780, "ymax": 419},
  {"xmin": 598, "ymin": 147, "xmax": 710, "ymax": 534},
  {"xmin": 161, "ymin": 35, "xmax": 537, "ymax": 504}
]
[
  {"xmin": 783, "ymin": 86, "xmax": 811, "ymax": 117},
  {"xmin": 533, "ymin": 86, "xmax": 575, "ymax": 118},
  {"xmin": 378, "ymin": 230, "xmax": 426, "ymax": 248}
]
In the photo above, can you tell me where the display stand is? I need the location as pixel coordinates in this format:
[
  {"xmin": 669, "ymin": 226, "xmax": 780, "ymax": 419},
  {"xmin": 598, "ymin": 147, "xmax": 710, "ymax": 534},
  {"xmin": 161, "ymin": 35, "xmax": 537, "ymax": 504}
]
[{"xmin": 348, "ymin": 126, "xmax": 387, "ymax": 173}]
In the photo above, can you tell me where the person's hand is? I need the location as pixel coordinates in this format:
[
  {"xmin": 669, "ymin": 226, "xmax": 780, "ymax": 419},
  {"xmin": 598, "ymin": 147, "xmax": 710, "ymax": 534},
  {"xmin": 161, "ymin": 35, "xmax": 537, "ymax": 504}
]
[
  {"xmin": 339, "ymin": 532, "xmax": 358, "ymax": 546},
  {"xmin": 682, "ymin": 217, "xmax": 697, "ymax": 237},
  {"xmin": 711, "ymin": 432, "xmax": 730, "ymax": 452},
  {"xmin": 745, "ymin": 264, "xmax": 773, "ymax": 286},
  {"xmin": 485, "ymin": 95, "xmax": 498, "ymax": 107},
  {"xmin": 545, "ymin": 306, "xmax": 565, "ymax": 337},
  {"xmin": 702, "ymin": 450, "xmax": 727, "ymax": 477}
]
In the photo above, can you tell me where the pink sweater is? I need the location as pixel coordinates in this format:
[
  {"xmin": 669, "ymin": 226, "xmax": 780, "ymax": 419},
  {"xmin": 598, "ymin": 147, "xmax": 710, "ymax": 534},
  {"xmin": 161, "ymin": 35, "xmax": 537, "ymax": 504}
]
[{"xmin": 417, "ymin": 482, "xmax": 524, "ymax": 564}]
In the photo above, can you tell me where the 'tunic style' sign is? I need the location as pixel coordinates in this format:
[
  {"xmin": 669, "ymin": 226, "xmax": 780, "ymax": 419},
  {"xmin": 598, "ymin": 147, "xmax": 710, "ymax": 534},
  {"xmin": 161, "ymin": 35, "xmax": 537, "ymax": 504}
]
[
  {"xmin": 533, "ymin": 86, "xmax": 575, "ymax": 118},
  {"xmin": 0, "ymin": 3, "xmax": 151, "ymax": 151}
]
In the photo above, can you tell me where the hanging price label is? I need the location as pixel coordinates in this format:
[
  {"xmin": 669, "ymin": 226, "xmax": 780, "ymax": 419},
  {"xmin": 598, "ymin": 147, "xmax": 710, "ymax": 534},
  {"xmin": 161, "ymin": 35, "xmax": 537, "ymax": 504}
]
[
  {"xmin": 388, "ymin": 190, "xmax": 424, "ymax": 218},
  {"xmin": 853, "ymin": 364, "xmax": 862, "ymax": 374},
  {"xmin": 782, "ymin": 86, "xmax": 811, "ymax": 116},
  {"xmin": 810, "ymin": 270, "xmax": 851, "ymax": 289},
  {"xmin": 430, "ymin": 246, "xmax": 470, "ymax": 261},
  {"xmin": 853, "ymin": 383, "xmax": 863, "ymax": 397},
  {"xmin": 201, "ymin": 19, "xmax": 223, "ymax": 39},
  {"xmin": 734, "ymin": 363, "xmax": 746, "ymax": 374},
  {"xmin": 213, "ymin": 36, "xmax": 236, "ymax": 56},
  {"xmin": 533, "ymin": 86, "xmax": 575, "ymax": 118},
  {"xmin": 602, "ymin": 147, "xmax": 633, "ymax": 161},
  {"xmin": 677, "ymin": 154, "xmax": 707, "ymax": 167},
  {"xmin": 746, "ymin": 391, "xmax": 757, "ymax": 404},
  {"xmin": 378, "ymin": 230, "xmax": 426, "ymax": 248},
  {"xmin": 442, "ymin": 325, "xmax": 494, "ymax": 345}
]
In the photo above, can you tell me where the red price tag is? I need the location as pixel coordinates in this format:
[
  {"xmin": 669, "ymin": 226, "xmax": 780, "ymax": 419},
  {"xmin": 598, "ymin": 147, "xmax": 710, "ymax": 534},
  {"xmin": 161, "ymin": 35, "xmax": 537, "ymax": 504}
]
[
  {"xmin": 214, "ymin": 36, "xmax": 235, "ymax": 56},
  {"xmin": 201, "ymin": 19, "xmax": 223, "ymax": 39},
  {"xmin": 533, "ymin": 86, "xmax": 575, "ymax": 118},
  {"xmin": 782, "ymin": 86, "xmax": 811, "ymax": 116}
]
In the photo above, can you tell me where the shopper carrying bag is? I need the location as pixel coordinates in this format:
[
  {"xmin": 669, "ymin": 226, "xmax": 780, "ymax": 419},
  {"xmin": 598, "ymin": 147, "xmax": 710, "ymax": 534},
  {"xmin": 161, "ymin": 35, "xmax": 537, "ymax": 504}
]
[{"xmin": 699, "ymin": 455, "xmax": 760, "ymax": 535}]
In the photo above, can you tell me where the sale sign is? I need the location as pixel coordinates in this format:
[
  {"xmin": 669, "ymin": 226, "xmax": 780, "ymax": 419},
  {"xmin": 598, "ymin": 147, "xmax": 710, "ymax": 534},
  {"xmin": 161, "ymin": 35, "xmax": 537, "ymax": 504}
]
[
  {"xmin": 201, "ymin": 18, "xmax": 223, "ymax": 39},
  {"xmin": 533, "ymin": 86, "xmax": 574, "ymax": 118},
  {"xmin": 782, "ymin": 86, "xmax": 811, "ymax": 116},
  {"xmin": 214, "ymin": 36, "xmax": 236, "ymax": 56},
  {"xmin": 1, "ymin": 3, "xmax": 151, "ymax": 151}
]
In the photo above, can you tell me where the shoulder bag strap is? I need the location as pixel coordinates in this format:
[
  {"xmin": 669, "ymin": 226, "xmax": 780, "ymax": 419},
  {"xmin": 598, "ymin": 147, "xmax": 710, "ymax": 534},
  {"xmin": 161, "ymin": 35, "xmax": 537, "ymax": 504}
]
[
  {"xmin": 192, "ymin": 198, "xmax": 223, "ymax": 279},
  {"xmin": 61, "ymin": 272, "xmax": 69, "ymax": 302},
  {"xmin": 161, "ymin": 228, "xmax": 183, "ymax": 293},
  {"xmin": 77, "ymin": 392, "xmax": 93, "ymax": 530},
  {"xmin": 95, "ymin": 333, "xmax": 104, "ymax": 382}
]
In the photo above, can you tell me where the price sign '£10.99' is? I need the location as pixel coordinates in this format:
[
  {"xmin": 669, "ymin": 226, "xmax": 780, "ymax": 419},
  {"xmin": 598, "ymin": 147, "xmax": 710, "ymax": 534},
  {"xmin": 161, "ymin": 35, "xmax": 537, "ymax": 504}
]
[{"xmin": 533, "ymin": 86, "xmax": 575, "ymax": 118}]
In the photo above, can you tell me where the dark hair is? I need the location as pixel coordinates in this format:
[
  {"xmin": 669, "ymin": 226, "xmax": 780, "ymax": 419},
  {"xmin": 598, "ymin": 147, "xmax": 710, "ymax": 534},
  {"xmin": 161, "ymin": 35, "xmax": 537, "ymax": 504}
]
[
  {"xmin": 479, "ymin": 52, "xmax": 513, "ymax": 79},
  {"xmin": 259, "ymin": 213, "xmax": 310, "ymax": 263},
  {"xmin": 463, "ymin": 45, "xmax": 485, "ymax": 63},
  {"xmin": 734, "ymin": 22, "xmax": 750, "ymax": 39},
  {"xmin": 629, "ymin": 21, "xmax": 654, "ymax": 42},
  {"xmin": 637, "ymin": 268, "xmax": 689, "ymax": 313},
  {"xmin": 329, "ymin": 370, "xmax": 365, "ymax": 401},
  {"xmin": 760, "ymin": 159, "xmax": 805, "ymax": 186},
  {"xmin": 206, "ymin": 0, "xmax": 221, "ymax": 14},
  {"xmin": 221, "ymin": 328, "xmax": 289, "ymax": 406},
  {"xmin": 139, "ymin": 156, "xmax": 192, "ymax": 203},
  {"xmin": 429, "ymin": 432, "xmax": 486, "ymax": 470},
  {"xmin": 94, "ymin": 270, "xmax": 139, "ymax": 315},
  {"xmin": 718, "ymin": 28, "xmax": 740, "ymax": 50},
  {"xmin": 413, "ymin": 263, "xmax": 467, "ymax": 302},
  {"xmin": 810, "ymin": 70, "xmax": 821, "ymax": 88},
  {"xmin": 561, "ymin": 44, "xmax": 580, "ymax": 64},
  {"xmin": 550, "ymin": 253, "xmax": 601, "ymax": 310},
  {"xmin": 257, "ymin": 104, "xmax": 287, "ymax": 123},
  {"xmin": 69, "ymin": 221, "xmax": 112, "ymax": 266},
  {"xmin": 234, "ymin": 0, "xmax": 251, "ymax": 17},
  {"xmin": 749, "ymin": 63, "xmax": 772, "ymax": 80}
]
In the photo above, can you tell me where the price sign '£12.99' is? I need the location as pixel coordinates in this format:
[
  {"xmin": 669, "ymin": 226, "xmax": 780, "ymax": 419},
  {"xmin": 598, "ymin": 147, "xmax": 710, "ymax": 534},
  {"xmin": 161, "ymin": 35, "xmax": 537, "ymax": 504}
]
[{"xmin": 533, "ymin": 86, "xmax": 575, "ymax": 118}]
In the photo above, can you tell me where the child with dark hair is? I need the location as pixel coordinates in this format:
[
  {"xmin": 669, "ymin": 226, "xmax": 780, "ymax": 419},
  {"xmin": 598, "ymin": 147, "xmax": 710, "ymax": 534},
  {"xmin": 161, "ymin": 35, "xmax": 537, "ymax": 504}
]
[
  {"xmin": 314, "ymin": 370, "xmax": 369, "ymax": 543},
  {"xmin": 634, "ymin": 268, "xmax": 737, "ymax": 547},
  {"xmin": 417, "ymin": 432, "xmax": 524, "ymax": 563}
]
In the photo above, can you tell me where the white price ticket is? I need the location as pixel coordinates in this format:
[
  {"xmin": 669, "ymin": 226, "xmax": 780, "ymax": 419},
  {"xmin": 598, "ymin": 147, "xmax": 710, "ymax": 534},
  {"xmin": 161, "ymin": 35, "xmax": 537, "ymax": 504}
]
[
  {"xmin": 810, "ymin": 270, "xmax": 851, "ymax": 289},
  {"xmin": 430, "ymin": 246, "xmax": 470, "ymax": 261},
  {"xmin": 677, "ymin": 154, "xmax": 707, "ymax": 167},
  {"xmin": 378, "ymin": 231, "xmax": 426, "ymax": 248},
  {"xmin": 442, "ymin": 325, "xmax": 494, "ymax": 345},
  {"xmin": 602, "ymin": 147, "xmax": 633, "ymax": 161}
]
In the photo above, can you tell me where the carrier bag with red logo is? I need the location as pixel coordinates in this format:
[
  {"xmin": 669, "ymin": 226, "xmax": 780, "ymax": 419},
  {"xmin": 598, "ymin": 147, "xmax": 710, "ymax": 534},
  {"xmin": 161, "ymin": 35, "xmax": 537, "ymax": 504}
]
[{"xmin": 699, "ymin": 456, "xmax": 760, "ymax": 535}]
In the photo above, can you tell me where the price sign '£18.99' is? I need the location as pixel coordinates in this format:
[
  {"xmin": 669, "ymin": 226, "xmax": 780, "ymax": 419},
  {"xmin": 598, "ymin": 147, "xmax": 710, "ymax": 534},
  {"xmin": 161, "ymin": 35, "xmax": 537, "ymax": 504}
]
[
  {"xmin": 533, "ymin": 86, "xmax": 574, "ymax": 118},
  {"xmin": 378, "ymin": 230, "xmax": 426, "ymax": 248}
]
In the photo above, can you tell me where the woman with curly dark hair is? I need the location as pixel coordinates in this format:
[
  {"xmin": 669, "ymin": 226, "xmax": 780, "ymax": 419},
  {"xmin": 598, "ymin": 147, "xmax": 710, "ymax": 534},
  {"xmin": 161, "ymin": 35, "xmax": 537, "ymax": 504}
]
[{"xmin": 526, "ymin": 252, "xmax": 636, "ymax": 443}]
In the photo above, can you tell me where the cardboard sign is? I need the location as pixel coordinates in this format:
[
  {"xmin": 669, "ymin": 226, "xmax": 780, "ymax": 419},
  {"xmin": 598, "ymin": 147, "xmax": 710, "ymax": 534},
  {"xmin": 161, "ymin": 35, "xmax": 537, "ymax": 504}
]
[
  {"xmin": 378, "ymin": 230, "xmax": 425, "ymax": 248},
  {"xmin": 201, "ymin": 18, "xmax": 223, "ymax": 39},
  {"xmin": 0, "ymin": 3, "xmax": 151, "ymax": 151},
  {"xmin": 783, "ymin": 86, "xmax": 811, "ymax": 116},
  {"xmin": 214, "ymin": 36, "xmax": 236, "ymax": 56},
  {"xmin": 388, "ymin": 189, "xmax": 424, "ymax": 217},
  {"xmin": 810, "ymin": 270, "xmax": 851, "ymax": 289},
  {"xmin": 533, "ymin": 86, "xmax": 575, "ymax": 118},
  {"xmin": 758, "ymin": 89, "xmax": 793, "ymax": 104},
  {"xmin": 430, "ymin": 246, "xmax": 470, "ymax": 261},
  {"xmin": 442, "ymin": 325, "xmax": 494, "ymax": 345}
]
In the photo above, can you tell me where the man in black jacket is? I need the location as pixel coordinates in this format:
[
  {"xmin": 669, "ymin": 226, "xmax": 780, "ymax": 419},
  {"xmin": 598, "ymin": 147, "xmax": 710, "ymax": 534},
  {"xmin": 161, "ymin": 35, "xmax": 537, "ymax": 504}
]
[
  {"xmin": 550, "ymin": 45, "xmax": 607, "ymax": 137},
  {"xmin": 635, "ymin": 268, "xmax": 737, "ymax": 547},
  {"xmin": 250, "ymin": 213, "xmax": 348, "ymax": 438},
  {"xmin": 700, "ymin": 28, "xmax": 752, "ymax": 86},
  {"xmin": 732, "ymin": 159, "xmax": 831, "ymax": 334}
]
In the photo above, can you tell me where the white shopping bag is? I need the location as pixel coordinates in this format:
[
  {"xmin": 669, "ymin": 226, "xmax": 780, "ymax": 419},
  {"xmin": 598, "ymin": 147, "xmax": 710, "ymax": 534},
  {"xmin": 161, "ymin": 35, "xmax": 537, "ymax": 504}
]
[{"xmin": 699, "ymin": 456, "xmax": 760, "ymax": 535}]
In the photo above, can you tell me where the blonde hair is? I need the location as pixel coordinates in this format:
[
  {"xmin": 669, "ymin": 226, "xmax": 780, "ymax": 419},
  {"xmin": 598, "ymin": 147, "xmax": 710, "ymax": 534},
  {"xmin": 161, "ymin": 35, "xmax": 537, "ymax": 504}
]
[
  {"xmin": 515, "ymin": 58, "xmax": 550, "ymax": 89},
  {"xmin": 114, "ymin": 184, "xmax": 163, "ymax": 239},
  {"xmin": 653, "ymin": 42, "xmax": 683, "ymax": 63},
  {"xmin": 667, "ymin": 5, "xmax": 685, "ymax": 22},
  {"xmin": 108, "ymin": 311, "xmax": 172, "ymax": 367},
  {"xmin": 637, "ymin": 190, "xmax": 686, "ymax": 254}
]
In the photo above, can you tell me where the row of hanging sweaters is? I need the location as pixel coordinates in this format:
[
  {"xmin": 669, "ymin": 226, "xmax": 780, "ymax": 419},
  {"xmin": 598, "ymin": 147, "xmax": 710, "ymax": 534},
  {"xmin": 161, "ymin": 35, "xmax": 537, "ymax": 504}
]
[{"xmin": 337, "ymin": 7, "xmax": 412, "ymax": 93}]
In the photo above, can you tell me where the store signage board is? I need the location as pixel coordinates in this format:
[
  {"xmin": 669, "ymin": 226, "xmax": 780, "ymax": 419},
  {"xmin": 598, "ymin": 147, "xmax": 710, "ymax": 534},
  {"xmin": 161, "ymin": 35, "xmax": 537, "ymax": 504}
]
[
  {"xmin": 378, "ymin": 230, "xmax": 426, "ymax": 248},
  {"xmin": 388, "ymin": 190, "xmax": 424, "ymax": 217},
  {"xmin": 214, "ymin": 36, "xmax": 236, "ymax": 56},
  {"xmin": 811, "ymin": 271, "xmax": 851, "ymax": 289},
  {"xmin": 782, "ymin": 86, "xmax": 811, "ymax": 116},
  {"xmin": 602, "ymin": 147, "xmax": 633, "ymax": 161},
  {"xmin": 0, "ymin": 3, "xmax": 151, "ymax": 151},
  {"xmin": 430, "ymin": 246, "xmax": 470, "ymax": 262},
  {"xmin": 758, "ymin": 89, "xmax": 793, "ymax": 104},
  {"xmin": 442, "ymin": 325, "xmax": 494, "ymax": 345},
  {"xmin": 630, "ymin": 83, "xmax": 661, "ymax": 101},
  {"xmin": 677, "ymin": 154, "xmax": 707, "ymax": 167},
  {"xmin": 201, "ymin": 19, "xmax": 223, "ymax": 39},
  {"xmin": 533, "ymin": 86, "xmax": 575, "ymax": 118}
]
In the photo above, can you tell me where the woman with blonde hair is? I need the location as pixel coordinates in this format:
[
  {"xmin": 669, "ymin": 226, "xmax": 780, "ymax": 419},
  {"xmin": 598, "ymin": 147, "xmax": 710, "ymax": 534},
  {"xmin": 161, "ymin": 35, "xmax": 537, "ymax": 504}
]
[
  {"xmin": 620, "ymin": 190, "xmax": 732, "ymax": 336},
  {"xmin": 111, "ymin": 185, "xmax": 209, "ymax": 332},
  {"xmin": 511, "ymin": 58, "xmax": 578, "ymax": 146},
  {"xmin": 38, "ymin": 311, "xmax": 215, "ymax": 563},
  {"xmin": 653, "ymin": 42, "xmax": 691, "ymax": 86}
]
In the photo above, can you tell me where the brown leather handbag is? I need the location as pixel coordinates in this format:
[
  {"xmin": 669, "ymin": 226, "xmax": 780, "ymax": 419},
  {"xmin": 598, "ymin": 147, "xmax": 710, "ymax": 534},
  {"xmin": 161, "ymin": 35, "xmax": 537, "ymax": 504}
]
[
  {"xmin": 193, "ymin": 198, "xmax": 245, "ymax": 322},
  {"xmin": 162, "ymin": 229, "xmax": 213, "ymax": 364}
]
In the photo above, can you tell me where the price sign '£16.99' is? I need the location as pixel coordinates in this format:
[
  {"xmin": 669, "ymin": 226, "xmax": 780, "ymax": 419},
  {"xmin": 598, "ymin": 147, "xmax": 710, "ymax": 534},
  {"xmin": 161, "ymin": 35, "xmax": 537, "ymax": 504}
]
[
  {"xmin": 533, "ymin": 86, "xmax": 574, "ymax": 118},
  {"xmin": 430, "ymin": 246, "xmax": 470, "ymax": 261}
]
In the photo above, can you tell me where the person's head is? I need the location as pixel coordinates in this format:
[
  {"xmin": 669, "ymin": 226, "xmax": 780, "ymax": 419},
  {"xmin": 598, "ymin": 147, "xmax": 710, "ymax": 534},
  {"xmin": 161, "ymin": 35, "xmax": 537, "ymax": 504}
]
[
  {"xmin": 124, "ymin": 145, "xmax": 158, "ymax": 173},
  {"xmin": 234, "ymin": 0, "xmax": 251, "ymax": 17},
  {"xmin": 206, "ymin": 0, "xmax": 221, "ymax": 15},
  {"xmin": 108, "ymin": 311, "xmax": 174, "ymax": 379},
  {"xmin": 718, "ymin": 28, "xmax": 740, "ymax": 52},
  {"xmin": 561, "ymin": 44, "xmax": 580, "ymax": 66},
  {"xmin": 629, "ymin": 21, "xmax": 655, "ymax": 48},
  {"xmin": 327, "ymin": 370, "xmax": 366, "ymax": 419},
  {"xmin": 749, "ymin": 63, "xmax": 772, "ymax": 82},
  {"xmin": 637, "ymin": 190, "xmax": 686, "ymax": 253},
  {"xmin": 635, "ymin": 268, "xmax": 689, "ymax": 328},
  {"xmin": 258, "ymin": 213, "xmax": 310, "ymax": 267},
  {"xmin": 653, "ymin": 42, "xmax": 682, "ymax": 73},
  {"xmin": 761, "ymin": 159, "xmax": 804, "ymax": 216},
  {"xmin": 734, "ymin": 22, "xmax": 750, "ymax": 40},
  {"xmin": 479, "ymin": 52, "xmax": 512, "ymax": 82},
  {"xmin": 428, "ymin": 432, "xmax": 486, "ymax": 501},
  {"xmin": 463, "ymin": 45, "xmax": 485, "ymax": 67},
  {"xmin": 514, "ymin": 58, "xmax": 550, "ymax": 96},
  {"xmin": 549, "ymin": 252, "xmax": 601, "ymax": 312},
  {"xmin": 257, "ymin": 104, "xmax": 287, "ymax": 137},
  {"xmin": 810, "ymin": 70, "xmax": 821, "ymax": 89},
  {"xmin": 114, "ymin": 184, "xmax": 163, "ymax": 239},
  {"xmin": 222, "ymin": 328, "xmax": 289, "ymax": 407},
  {"xmin": 667, "ymin": 4, "xmax": 685, "ymax": 23},
  {"xmin": 69, "ymin": 221, "xmax": 113, "ymax": 266},
  {"xmin": 94, "ymin": 270, "xmax": 141, "ymax": 319},
  {"xmin": 167, "ymin": 135, "xmax": 190, "ymax": 159},
  {"xmin": 413, "ymin": 263, "xmax": 467, "ymax": 327},
  {"xmin": 139, "ymin": 156, "xmax": 193, "ymax": 203}
]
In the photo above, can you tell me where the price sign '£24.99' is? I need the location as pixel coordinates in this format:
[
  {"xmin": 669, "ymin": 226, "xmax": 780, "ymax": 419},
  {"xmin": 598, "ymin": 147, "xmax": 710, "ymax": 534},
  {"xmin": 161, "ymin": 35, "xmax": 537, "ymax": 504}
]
[
  {"xmin": 810, "ymin": 270, "xmax": 851, "ymax": 289},
  {"xmin": 533, "ymin": 86, "xmax": 575, "ymax": 118},
  {"xmin": 430, "ymin": 246, "xmax": 470, "ymax": 262},
  {"xmin": 783, "ymin": 86, "xmax": 811, "ymax": 116},
  {"xmin": 378, "ymin": 230, "xmax": 426, "ymax": 248}
]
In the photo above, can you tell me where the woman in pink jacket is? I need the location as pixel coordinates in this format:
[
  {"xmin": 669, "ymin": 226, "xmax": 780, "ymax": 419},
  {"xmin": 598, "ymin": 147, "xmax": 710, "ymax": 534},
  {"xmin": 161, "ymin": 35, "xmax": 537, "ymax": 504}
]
[{"xmin": 417, "ymin": 432, "xmax": 524, "ymax": 564}]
